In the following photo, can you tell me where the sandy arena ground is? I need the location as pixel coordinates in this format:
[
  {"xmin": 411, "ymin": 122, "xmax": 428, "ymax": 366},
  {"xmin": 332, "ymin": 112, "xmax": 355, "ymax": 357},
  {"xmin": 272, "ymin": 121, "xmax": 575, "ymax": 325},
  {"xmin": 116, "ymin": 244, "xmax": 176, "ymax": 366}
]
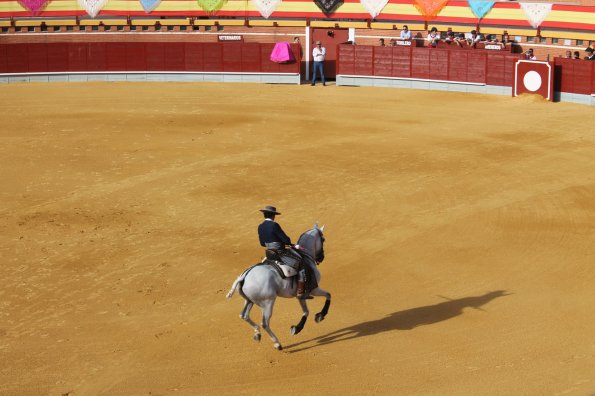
[{"xmin": 1, "ymin": 82, "xmax": 595, "ymax": 395}]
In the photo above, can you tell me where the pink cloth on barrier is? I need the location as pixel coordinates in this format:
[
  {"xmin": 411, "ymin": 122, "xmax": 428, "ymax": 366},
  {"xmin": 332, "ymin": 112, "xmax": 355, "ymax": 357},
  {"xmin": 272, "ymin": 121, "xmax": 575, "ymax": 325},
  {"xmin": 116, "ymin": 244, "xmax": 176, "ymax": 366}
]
[{"xmin": 270, "ymin": 42, "xmax": 296, "ymax": 63}]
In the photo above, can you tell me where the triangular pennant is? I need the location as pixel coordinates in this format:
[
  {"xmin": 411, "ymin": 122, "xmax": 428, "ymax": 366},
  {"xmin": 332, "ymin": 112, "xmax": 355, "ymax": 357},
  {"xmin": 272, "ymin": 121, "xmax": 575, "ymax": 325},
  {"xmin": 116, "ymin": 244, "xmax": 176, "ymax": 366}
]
[
  {"xmin": 18, "ymin": 0, "xmax": 49, "ymax": 15},
  {"xmin": 78, "ymin": 0, "xmax": 108, "ymax": 17},
  {"xmin": 140, "ymin": 0, "xmax": 161, "ymax": 13},
  {"xmin": 467, "ymin": 0, "xmax": 494, "ymax": 19},
  {"xmin": 197, "ymin": 0, "xmax": 227, "ymax": 13},
  {"xmin": 251, "ymin": 0, "xmax": 281, "ymax": 18},
  {"xmin": 519, "ymin": 2, "xmax": 553, "ymax": 28},
  {"xmin": 360, "ymin": 0, "xmax": 389, "ymax": 18},
  {"xmin": 314, "ymin": 0, "xmax": 343, "ymax": 15},
  {"xmin": 413, "ymin": 0, "xmax": 449, "ymax": 21}
]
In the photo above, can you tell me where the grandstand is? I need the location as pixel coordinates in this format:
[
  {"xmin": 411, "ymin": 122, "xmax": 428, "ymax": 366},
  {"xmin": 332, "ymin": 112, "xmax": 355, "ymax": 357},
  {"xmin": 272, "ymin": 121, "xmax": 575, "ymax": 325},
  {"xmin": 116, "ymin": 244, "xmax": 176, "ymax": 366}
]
[{"xmin": 0, "ymin": 0, "xmax": 594, "ymax": 103}]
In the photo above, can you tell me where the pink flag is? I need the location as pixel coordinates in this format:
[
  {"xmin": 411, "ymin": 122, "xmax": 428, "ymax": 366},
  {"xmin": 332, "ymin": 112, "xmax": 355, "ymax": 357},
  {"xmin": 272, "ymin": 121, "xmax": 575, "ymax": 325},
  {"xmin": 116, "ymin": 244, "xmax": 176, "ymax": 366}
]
[{"xmin": 18, "ymin": 0, "xmax": 49, "ymax": 15}]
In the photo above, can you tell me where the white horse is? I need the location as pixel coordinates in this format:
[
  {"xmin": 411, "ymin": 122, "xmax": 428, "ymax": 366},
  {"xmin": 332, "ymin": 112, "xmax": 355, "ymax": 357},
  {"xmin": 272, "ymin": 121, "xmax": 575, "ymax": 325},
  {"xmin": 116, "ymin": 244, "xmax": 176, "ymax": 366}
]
[{"xmin": 226, "ymin": 224, "xmax": 331, "ymax": 350}]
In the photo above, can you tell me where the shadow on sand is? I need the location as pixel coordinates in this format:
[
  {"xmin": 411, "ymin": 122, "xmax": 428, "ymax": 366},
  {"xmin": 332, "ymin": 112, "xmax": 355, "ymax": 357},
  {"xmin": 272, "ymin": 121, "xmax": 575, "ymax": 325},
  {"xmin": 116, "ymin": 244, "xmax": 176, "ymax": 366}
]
[{"xmin": 286, "ymin": 290, "xmax": 510, "ymax": 353}]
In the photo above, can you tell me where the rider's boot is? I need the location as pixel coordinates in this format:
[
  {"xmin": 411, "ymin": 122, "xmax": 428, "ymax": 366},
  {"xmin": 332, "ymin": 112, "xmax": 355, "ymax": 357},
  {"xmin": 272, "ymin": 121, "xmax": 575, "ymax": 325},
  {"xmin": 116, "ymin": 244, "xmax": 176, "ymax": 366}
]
[{"xmin": 297, "ymin": 280, "xmax": 306, "ymax": 298}]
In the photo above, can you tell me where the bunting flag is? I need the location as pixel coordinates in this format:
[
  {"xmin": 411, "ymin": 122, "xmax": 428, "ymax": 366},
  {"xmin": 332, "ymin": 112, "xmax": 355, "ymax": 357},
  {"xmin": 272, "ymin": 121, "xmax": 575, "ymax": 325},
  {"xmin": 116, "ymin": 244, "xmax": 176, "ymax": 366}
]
[
  {"xmin": 413, "ymin": 0, "xmax": 449, "ymax": 21},
  {"xmin": 197, "ymin": 0, "xmax": 227, "ymax": 13},
  {"xmin": 252, "ymin": 0, "xmax": 282, "ymax": 18},
  {"xmin": 18, "ymin": 0, "xmax": 49, "ymax": 15},
  {"xmin": 360, "ymin": 0, "xmax": 389, "ymax": 18},
  {"xmin": 519, "ymin": 2, "xmax": 553, "ymax": 28},
  {"xmin": 140, "ymin": 0, "xmax": 161, "ymax": 13},
  {"xmin": 314, "ymin": 0, "xmax": 343, "ymax": 15},
  {"xmin": 467, "ymin": 0, "xmax": 494, "ymax": 20},
  {"xmin": 78, "ymin": 0, "xmax": 108, "ymax": 17}
]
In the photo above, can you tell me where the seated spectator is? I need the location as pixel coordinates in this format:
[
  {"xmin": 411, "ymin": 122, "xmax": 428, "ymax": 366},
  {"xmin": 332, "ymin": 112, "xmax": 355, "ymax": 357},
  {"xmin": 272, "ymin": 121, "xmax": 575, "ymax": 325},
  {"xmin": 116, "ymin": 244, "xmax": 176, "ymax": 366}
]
[
  {"xmin": 586, "ymin": 47, "xmax": 595, "ymax": 60},
  {"xmin": 389, "ymin": 38, "xmax": 396, "ymax": 46},
  {"xmin": 524, "ymin": 48, "xmax": 537, "ymax": 60},
  {"xmin": 502, "ymin": 32, "xmax": 512, "ymax": 45},
  {"xmin": 564, "ymin": 50, "xmax": 572, "ymax": 59},
  {"xmin": 454, "ymin": 33, "xmax": 467, "ymax": 48},
  {"xmin": 467, "ymin": 30, "xmax": 483, "ymax": 48},
  {"xmin": 573, "ymin": 51, "xmax": 580, "ymax": 59},
  {"xmin": 400, "ymin": 25, "xmax": 411, "ymax": 40},
  {"xmin": 445, "ymin": 31, "xmax": 455, "ymax": 43},
  {"xmin": 378, "ymin": 38, "xmax": 385, "ymax": 47},
  {"xmin": 427, "ymin": 27, "xmax": 440, "ymax": 48}
]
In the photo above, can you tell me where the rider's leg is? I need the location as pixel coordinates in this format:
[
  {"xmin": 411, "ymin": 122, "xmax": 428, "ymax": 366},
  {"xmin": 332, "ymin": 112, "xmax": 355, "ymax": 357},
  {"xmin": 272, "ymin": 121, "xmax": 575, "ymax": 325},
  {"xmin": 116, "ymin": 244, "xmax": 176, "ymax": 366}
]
[{"xmin": 296, "ymin": 269, "xmax": 305, "ymax": 297}]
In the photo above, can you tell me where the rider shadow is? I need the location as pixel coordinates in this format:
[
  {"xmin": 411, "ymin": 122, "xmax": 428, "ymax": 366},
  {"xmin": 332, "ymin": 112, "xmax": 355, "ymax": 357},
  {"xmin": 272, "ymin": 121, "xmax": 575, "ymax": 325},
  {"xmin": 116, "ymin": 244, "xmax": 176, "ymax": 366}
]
[{"xmin": 286, "ymin": 290, "xmax": 510, "ymax": 353}]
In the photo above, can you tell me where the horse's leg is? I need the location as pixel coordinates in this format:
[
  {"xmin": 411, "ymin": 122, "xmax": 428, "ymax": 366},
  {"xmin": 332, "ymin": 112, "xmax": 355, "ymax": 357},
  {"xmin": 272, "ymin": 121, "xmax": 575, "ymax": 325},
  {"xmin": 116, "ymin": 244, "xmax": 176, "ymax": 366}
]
[
  {"xmin": 260, "ymin": 300, "xmax": 282, "ymax": 350},
  {"xmin": 310, "ymin": 287, "xmax": 331, "ymax": 323},
  {"xmin": 240, "ymin": 299, "xmax": 261, "ymax": 342},
  {"xmin": 290, "ymin": 299, "xmax": 309, "ymax": 336}
]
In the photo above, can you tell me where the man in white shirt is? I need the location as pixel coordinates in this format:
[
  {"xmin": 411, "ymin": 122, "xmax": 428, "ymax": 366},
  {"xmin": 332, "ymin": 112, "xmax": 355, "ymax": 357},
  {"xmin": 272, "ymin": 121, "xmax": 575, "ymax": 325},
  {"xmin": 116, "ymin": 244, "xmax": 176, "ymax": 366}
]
[
  {"xmin": 399, "ymin": 25, "xmax": 411, "ymax": 40},
  {"xmin": 311, "ymin": 40, "xmax": 326, "ymax": 86}
]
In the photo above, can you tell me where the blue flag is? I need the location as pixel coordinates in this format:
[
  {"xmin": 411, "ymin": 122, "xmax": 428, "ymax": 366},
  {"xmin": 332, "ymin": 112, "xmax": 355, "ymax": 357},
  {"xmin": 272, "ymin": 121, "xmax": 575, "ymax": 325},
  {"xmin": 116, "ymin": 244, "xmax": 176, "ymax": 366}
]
[
  {"xmin": 140, "ymin": 0, "xmax": 161, "ymax": 13},
  {"xmin": 468, "ymin": 0, "xmax": 494, "ymax": 19}
]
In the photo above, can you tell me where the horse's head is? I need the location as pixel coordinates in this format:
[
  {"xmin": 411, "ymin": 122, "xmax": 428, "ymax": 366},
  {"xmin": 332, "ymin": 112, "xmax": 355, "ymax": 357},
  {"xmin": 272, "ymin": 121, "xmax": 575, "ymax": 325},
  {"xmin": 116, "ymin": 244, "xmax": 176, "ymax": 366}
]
[{"xmin": 297, "ymin": 223, "xmax": 325, "ymax": 263}]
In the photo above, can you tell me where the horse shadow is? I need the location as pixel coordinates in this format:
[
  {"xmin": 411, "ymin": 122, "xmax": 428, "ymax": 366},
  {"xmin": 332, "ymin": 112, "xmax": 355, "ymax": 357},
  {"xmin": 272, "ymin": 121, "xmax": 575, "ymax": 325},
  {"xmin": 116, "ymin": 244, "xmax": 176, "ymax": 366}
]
[{"xmin": 286, "ymin": 290, "xmax": 510, "ymax": 352}]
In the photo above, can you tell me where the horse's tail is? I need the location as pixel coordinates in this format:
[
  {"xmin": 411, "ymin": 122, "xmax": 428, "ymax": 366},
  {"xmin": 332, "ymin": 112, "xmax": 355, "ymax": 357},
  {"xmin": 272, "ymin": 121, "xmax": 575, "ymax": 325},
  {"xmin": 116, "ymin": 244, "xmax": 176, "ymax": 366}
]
[
  {"xmin": 226, "ymin": 264, "xmax": 259, "ymax": 300},
  {"xmin": 226, "ymin": 275, "xmax": 243, "ymax": 299}
]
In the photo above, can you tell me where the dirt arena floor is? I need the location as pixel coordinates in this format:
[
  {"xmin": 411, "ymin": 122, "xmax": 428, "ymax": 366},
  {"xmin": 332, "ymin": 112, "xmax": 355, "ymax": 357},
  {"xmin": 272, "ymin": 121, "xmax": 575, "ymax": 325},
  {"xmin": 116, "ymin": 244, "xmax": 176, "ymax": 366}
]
[{"xmin": 1, "ymin": 81, "xmax": 595, "ymax": 395}]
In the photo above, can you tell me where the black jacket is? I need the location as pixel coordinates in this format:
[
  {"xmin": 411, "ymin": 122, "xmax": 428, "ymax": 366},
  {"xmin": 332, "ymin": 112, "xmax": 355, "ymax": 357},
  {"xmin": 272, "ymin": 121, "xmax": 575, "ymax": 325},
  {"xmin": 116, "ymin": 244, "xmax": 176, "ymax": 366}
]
[{"xmin": 258, "ymin": 220, "xmax": 291, "ymax": 247}]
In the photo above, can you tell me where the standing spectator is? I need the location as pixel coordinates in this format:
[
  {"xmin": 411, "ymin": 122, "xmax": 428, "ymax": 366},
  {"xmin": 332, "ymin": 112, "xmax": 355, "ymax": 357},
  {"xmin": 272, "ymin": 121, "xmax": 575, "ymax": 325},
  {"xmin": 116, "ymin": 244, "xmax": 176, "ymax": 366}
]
[
  {"xmin": 564, "ymin": 50, "xmax": 572, "ymax": 59},
  {"xmin": 293, "ymin": 37, "xmax": 303, "ymax": 60},
  {"xmin": 379, "ymin": 38, "xmax": 385, "ymax": 47},
  {"xmin": 573, "ymin": 51, "xmax": 581, "ymax": 59},
  {"xmin": 427, "ymin": 27, "xmax": 440, "ymax": 48},
  {"xmin": 524, "ymin": 48, "xmax": 537, "ymax": 60},
  {"xmin": 400, "ymin": 25, "xmax": 412, "ymax": 40},
  {"xmin": 311, "ymin": 40, "xmax": 326, "ymax": 86},
  {"xmin": 585, "ymin": 47, "xmax": 595, "ymax": 60}
]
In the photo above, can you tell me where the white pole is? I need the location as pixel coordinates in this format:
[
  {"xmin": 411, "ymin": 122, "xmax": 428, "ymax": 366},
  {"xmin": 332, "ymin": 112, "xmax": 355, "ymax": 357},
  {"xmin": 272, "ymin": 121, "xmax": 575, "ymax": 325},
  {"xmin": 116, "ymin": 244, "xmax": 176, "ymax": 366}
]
[{"xmin": 305, "ymin": 26, "xmax": 310, "ymax": 82}]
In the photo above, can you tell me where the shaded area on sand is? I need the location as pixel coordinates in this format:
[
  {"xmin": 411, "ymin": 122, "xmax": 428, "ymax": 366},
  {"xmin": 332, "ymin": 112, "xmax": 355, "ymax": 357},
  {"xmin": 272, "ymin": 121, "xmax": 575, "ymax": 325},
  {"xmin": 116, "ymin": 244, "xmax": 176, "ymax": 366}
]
[{"xmin": 287, "ymin": 290, "xmax": 510, "ymax": 352}]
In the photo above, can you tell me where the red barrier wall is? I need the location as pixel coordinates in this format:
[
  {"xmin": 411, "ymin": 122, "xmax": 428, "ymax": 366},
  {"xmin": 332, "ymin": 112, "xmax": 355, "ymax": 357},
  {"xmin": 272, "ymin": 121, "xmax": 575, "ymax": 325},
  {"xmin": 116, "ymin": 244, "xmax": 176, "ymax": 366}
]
[
  {"xmin": 0, "ymin": 42, "xmax": 300, "ymax": 74},
  {"xmin": 554, "ymin": 58, "xmax": 595, "ymax": 96},
  {"xmin": 338, "ymin": 44, "xmax": 595, "ymax": 95},
  {"xmin": 338, "ymin": 44, "xmax": 524, "ymax": 87}
]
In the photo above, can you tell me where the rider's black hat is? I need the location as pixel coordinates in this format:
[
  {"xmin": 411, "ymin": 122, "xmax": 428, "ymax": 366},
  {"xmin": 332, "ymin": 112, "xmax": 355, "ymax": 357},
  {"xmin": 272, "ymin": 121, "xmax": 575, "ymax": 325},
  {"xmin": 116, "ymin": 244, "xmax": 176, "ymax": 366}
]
[{"xmin": 260, "ymin": 205, "xmax": 281, "ymax": 215}]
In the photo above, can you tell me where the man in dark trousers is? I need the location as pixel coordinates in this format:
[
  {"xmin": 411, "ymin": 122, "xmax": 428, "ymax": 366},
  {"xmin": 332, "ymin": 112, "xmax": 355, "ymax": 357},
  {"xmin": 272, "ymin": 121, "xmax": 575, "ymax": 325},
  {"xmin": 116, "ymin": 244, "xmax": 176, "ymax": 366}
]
[{"xmin": 258, "ymin": 205, "xmax": 307, "ymax": 298}]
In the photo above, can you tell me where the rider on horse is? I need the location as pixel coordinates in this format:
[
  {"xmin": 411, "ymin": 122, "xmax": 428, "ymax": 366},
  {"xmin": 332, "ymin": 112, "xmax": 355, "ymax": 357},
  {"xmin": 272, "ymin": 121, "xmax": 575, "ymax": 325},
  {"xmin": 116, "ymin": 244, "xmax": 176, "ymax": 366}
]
[{"xmin": 257, "ymin": 205, "xmax": 308, "ymax": 299}]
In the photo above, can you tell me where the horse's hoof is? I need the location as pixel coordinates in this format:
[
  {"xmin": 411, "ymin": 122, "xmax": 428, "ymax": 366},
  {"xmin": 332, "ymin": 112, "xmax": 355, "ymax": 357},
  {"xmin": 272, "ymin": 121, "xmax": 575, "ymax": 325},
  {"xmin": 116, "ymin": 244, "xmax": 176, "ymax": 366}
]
[
  {"xmin": 315, "ymin": 313, "xmax": 324, "ymax": 323},
  {"xmin": 253, "ymin": 333, "xmax": 261, "ymax": 342},
  {"xmin": 290, "ymin": 326, "xmax": 301, "ymax": 336},
  {"xmin": 274, "ymin": 343, "xmax": 283, "ymax": 351}
]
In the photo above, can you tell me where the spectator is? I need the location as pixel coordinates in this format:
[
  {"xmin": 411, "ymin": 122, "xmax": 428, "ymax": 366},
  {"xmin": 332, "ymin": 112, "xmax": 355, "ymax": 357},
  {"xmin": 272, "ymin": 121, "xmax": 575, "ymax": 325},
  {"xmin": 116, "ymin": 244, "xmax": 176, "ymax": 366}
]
[
  {"xmin": 445, "ymin": 30, "xmax": 455, "ymax": 43},
  {"xmin": 389, "ymin": 38, "xmax": 396, "ymax": 46},
  {"xmin": 564, "ymin": 50, "xmax": 572, "ymax": 59},
  {"xmin": 468, "ymin": 30, "xmax": 482, "ymax": 47},
  {"xmin": 311, "ymin": 40, "xmax": 326, "ymax": 86},
  {"xmin": 293, "ymin": 37, "xmax": 303, "ymax": 60},
  {"xmin": 379, "ymin": 38, "xmax": 385, "ymax": 47},
  {"xmin": 400, "ymin": 25, "xmax": 411, "ymax": 40},
  {"xmin": 454, "ymin": 33, "xmax": 466, "ymax": 45},
  {"xmin": 427, "ymin": 27, "xmax": 440, "ymax": 48},
  {"xmin": 502, "ymin": 32, "xmax": 513, "ymax": 45},
  {"xmin": 573, "ymin": 51, "xmax": 580, "ymax": 60},
  {"xmin": 586, "ymin": 47, "xmax": 595, "ymax": 60},
  {"xmin": 524, "ymin": 48, "xmax": 537, "ymax": 60}
]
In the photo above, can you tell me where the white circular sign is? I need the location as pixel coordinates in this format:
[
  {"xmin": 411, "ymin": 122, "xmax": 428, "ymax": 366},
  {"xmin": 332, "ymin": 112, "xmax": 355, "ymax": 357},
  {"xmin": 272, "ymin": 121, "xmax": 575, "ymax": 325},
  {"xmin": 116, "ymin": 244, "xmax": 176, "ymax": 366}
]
[{"xmin": 523, "ymin": 71, "xmax": 542, "ymax": 92}]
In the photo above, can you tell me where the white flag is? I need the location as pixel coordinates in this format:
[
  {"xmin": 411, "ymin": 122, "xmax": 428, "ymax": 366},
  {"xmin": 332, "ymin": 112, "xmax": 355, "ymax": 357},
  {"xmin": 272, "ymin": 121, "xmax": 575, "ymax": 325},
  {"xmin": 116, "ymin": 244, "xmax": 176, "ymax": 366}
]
[
  {"xmin": 252, "ymin": 0, "xmax": 282, "ymax": 18},
  {"xmin": 361, "ymin": 0, "xmax": 389, "ymax": 18},
  {"xmin": 519, "ymin": 3, "xmax": 553, "ymax": 29},
  {"xmin": 78, "ymin": 0, "xmax": 108, "ymax": 17}
]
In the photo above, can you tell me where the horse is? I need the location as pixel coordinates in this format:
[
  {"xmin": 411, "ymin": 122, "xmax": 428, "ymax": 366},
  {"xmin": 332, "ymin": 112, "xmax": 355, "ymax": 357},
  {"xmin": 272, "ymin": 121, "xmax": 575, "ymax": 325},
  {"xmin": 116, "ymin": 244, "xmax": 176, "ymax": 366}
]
[{"xmin": 226, "ymin": 224, "xmax": 331, "ymax": 350}]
